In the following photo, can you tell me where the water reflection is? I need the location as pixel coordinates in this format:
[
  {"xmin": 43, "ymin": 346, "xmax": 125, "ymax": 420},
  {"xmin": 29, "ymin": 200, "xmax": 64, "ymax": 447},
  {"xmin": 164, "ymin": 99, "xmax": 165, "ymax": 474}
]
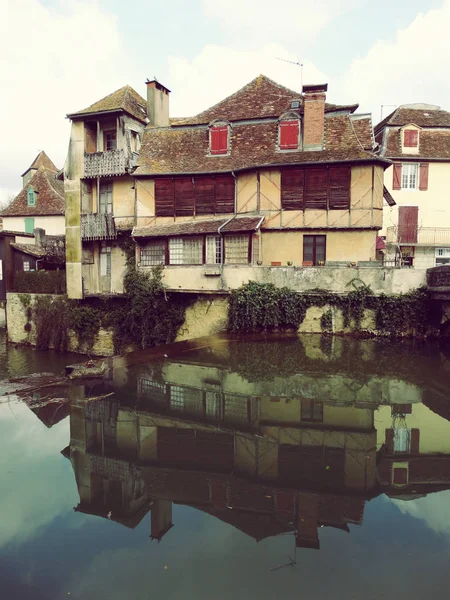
[{"xmin": 61, "ymin": 336, "xmax": 450, "ymax": 552}]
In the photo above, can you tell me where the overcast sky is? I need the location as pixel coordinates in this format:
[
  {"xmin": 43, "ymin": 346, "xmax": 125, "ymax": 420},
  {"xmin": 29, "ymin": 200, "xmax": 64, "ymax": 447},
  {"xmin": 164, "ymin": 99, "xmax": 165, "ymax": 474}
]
[{"xmin": 1, "ymin": 0, "xmax": 449, "ymax": 203}]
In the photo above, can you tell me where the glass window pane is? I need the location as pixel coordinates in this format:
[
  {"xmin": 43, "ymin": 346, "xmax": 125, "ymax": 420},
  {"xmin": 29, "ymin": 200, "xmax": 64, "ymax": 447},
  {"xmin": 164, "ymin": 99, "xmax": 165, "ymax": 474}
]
[
  {"xmin": 206, "ymin": 236, "xmax": 222, "ymax": 264},
  {"xmin": 225, "ymin": 235, "xmax": 249, "ymax": 264},
  {"xmin": 141, "ymin": 241, "xmax": 165, "ymax": 266}
]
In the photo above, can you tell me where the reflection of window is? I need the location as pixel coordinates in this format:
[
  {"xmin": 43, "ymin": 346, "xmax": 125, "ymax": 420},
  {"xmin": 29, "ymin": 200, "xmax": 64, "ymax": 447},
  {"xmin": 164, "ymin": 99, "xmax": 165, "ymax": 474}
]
[
  {"xmin": 141, "ymin": 241, "xmax": 165, "ymax": 266},
  {"xmin": 392, "ymin": 462, "xmax": 409, "ymax": 486},
  {"xmin": 169, "ymin": 237, "xmax": 202, "ymax": 265},
  {"xmin": 139, "ymin": 379, "xmax": 167, "ymax": 405},
  {"xmin": 301, "ymin": 400, "xmax": 323, "ymax": 422},
  {"xmin": 104, "ymin": 130, "xmax": 117, "ymax": 151},
  {"xmin": 393, "ymin": 428, "xmax": 411, "ymax": 453},
  {"xmin": 206, "ymin": 236, "xmax": 222, "ymax": 264},
  {"xmin": 225, "ymin": 235, "xmax": 249, "ymax": 264}
]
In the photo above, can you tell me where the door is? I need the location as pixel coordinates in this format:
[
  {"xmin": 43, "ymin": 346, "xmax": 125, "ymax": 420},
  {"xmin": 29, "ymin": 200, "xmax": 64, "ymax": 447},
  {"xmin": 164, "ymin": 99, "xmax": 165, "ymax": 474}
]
[
  {"xmin": 99, "ymin": 181, "xmax": 113, "ymax": 214},
  {"xmin": 99, "ymin": 243, "xmax": 111, "ymax": 292}
]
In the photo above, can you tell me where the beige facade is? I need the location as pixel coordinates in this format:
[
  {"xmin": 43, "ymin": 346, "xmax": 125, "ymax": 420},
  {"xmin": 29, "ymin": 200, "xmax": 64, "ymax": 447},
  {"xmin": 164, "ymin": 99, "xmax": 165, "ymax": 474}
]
[{"xmin": 1, "ymin": 215, "xmax": 65, "ymax": 235}]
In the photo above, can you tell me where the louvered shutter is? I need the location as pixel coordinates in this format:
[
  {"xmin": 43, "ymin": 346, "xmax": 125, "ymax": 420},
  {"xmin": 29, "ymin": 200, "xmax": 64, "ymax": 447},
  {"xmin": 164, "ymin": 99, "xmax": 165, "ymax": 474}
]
[
  {"xmin": 328, "ymin": 166, "xmax": 351, "ymax": 210},
  {"xmin": 419, "ymin": 163, "xmax": 429, "ymax": 190},
  {"xmin": 211, "ymin": 126, "xmax": 228, "ymax": 155},
  {"xmin": 215, "ymin": 174, "xmax": 235, "ymax": 213},
  {"xmin": 281, "ymin": 168, "xmax": 304, "ymax": 210},
  {"xmin": 195, "ymin": 176, "xmax": 215, "ymax": 215},
  {"xmin": 280, "ymin": 120, "xmax": 299, "ymax": 150},
  {"xmin": 304, "ymin": 168, "xmax": 327, "ymax": 209},
  {"xmin": 174, "ymin": 177, "xmax": 194, "ymax": 216},
  {"xmin": 398, "ymin": 206, "xmax": 418, "ymax": 243},
  {"xmin": 155, "ymin": 178, "xmax": 175, "ymax": 216},
  {"xmin": 392, "ymin": 163, "xmax": 402, "ymax": 190}
]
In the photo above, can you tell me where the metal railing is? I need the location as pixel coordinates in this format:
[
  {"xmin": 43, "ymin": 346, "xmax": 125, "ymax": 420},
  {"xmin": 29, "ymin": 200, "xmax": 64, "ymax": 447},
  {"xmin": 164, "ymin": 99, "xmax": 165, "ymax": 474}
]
[
  {"xmin": 84, "ymin": 149, "xmax": 127, "ymax": 178},
  {"xmin": 386, "ymin": 226, "xmax": 450, "ymax": 245},
  {"xmin": 81, "ymin": 213, "xmax": 117, "ymax": 240}
]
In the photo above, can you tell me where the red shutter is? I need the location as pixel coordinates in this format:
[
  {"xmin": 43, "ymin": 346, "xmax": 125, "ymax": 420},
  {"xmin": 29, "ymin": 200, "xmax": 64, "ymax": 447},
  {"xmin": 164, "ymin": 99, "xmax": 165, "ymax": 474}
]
[
  {"xmin": 280, "ymin": 120, "xmax": 299, "ymax": 149},
  {"xmin": 211, "ymin": 126, "xmax": 228, "ymax": 155},
  {"xmin": 410, "ymin": 429, "xmax": 420, "ymax": 454},
  {"xmin": 304, "ymin": 168, "xmax": 328, "ymax": 209},
  {"xmin": 392, "ymin": 163, "xmax": 402, "ymax": 190},
  {"xmin": 281, "ymin": 168, "xmax": 305, "ymax": 210},
  {"xmin": 328, "ymin": 166, "xmax": 351, "ymax": 210},
  {"xmin": 385, "ymin": 429, "xmax": 394, "ymax": 453},
  {"xmin": 155, "ymin": 178, "xmax": 175, "ymax": 217},
  {"xmin": 419, "ymin": 163, "xmax": 429, "ymax": 190},
  {"xmin": 398, "ymin": 206, "xmax": 418, "ymax": 243},
  {"xmin": 174, "ymin": 177, "xmax": 194, "ymax": 216},
  {"xmin": 404, "ymin": 130, "xmax": 418, "ymax": 147}
]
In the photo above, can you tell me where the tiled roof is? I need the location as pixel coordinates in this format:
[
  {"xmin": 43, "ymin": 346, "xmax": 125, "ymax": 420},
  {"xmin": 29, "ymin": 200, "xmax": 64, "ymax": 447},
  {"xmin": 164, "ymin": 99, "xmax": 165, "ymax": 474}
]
[
  {"xmin": 21, "ymin": 151, "xmax": 58, "ymax": 176},
  {"xmin": 172, "ymin": 75, "xmax": 358, "ymax": 126},
  {"xmin": 135, "ymin": 114, "xmax": 380, "ymax": 176},
  {"xmin": 10, "ymin": 243, "xmax": 47, "ymax": 257},
  {"xmin": 380, "ymin": 128, "xmax": 450, "ymax": 159},
  {"xmin": 133, "ymin": 216, "xmax": 263, "ymax": 238},
  {"xmin": 350, "ymin": 115, "xmax": 375, "ymax": 150},
  {"xmin": 375, "ymin": 104, "xmax": 450, "ymax": 133},
  {"xmin": 1, "ymin": 168, "xmax": 65, "ymax": 217},
  {"xmin": 0, "ymin": 230, "xmax": 34, "ymax": 238},
  {"xmin": 68, "ymin": 85, "xmax": 147, "ymax": 123}
]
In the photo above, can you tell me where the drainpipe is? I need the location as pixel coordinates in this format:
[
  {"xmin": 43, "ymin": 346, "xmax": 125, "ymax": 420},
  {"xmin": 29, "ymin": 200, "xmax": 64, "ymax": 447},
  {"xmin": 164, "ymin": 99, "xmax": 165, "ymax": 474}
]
[{"xmin": 217, "ymin": 215, "xmax": 236, "ymax": 290}]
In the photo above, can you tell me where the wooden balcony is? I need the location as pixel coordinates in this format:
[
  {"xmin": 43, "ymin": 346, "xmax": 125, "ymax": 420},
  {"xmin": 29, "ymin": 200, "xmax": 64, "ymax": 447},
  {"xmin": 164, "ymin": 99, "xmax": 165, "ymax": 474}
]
[
  {"xmin": 386, "ymin": 226, "xmax": 450, "ymax": 246},
  {"xmin": 84, "ymin": 149, "xmax": 127, "ymax": 178},
  {"xmin": 81, "ymin": 213, "xmax": 117, "ymax": 241}
]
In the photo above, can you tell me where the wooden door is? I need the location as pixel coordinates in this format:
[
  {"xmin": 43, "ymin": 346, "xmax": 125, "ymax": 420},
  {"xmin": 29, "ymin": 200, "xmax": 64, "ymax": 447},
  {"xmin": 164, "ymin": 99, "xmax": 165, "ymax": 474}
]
[{"xmin": 99, "ymin": 243, "xmax": 111, "ymax": 292}]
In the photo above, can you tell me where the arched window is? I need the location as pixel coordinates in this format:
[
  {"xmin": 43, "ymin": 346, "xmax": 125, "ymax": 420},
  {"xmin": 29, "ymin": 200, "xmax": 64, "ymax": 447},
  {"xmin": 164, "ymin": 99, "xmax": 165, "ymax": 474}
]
[
  {"xmin": 27, "ymin": 187, "xmax": 36, "ymax": 207},
  {"xmin": 209, "ymin": 120, "xmax": 230, "ymax": 155},
  {"xmin": 279, "ymin": 112, "xmax": 301, "ymax": 151}
]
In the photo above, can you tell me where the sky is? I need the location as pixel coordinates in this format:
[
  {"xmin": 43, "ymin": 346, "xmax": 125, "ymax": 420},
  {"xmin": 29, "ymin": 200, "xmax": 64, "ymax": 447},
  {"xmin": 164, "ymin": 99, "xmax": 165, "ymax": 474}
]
[{"xmin": 1, "ymin": 0, "xmax": 449, "ymax": 205}]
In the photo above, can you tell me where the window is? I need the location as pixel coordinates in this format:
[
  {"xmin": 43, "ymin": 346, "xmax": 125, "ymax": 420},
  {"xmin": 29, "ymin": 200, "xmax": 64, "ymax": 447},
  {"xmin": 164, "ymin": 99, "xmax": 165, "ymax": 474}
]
[
  {"xmin": 169, "ymin": 237, "xmax": 203, "ymax": 265},
  {"xmin": 206, "ymin": 236, "xmax": 222, "ymax": 264},
  {"xmin": 24, "ymin": 217, "xmax": 35, "ymax": 234},
  {"xmin": 404, "ymin": 130, "xmax": 418, "ymax": 148},
  {"xmin": 82, "ymin": 247, "xmax": 94, "ymax": 264},
  {"xmin": 23, "ymin": 261, "xmax": 30, "ymax": 272},
  {"xmin": 27, "ymin": 187, "xmax": 36, "ymax": 207},
  {"xmin": 301, "ymin": 400, "xmax": 323, "ymax": 422},
  {"xmin": 141, "ymin": 241, "xmax": 166, "ymax": 266},
  {"xmin": 279, "ymin": 119, "xmax": 300, "ymax": 150},
  {"xmin": 225, "ymin": 235, "xmax": 249, "ymax": 264},
  {"xmin": 401, "ymin": 163, "xmax": 418, "ymax": 190},
  {"xmin": 303, "ymin": 235, "xmax": 326, "ymax": 265},
  {"xmin": 104, "ymin": 130, "xmax": 117, "ymax": 151},
  {"xmin": 210, "ymin": 125, "xmax": 229, "ymax": 155},
  {"xmin": 130, "ymin": 130, "xmax": 140, "ymax": 153},
  {"xmin": 436, "ymin": 248, "xmax": 450, "ymax": 266},
  {"xmin": 99, "ymin": 181, "xmax": 113, "ymax": 214}
]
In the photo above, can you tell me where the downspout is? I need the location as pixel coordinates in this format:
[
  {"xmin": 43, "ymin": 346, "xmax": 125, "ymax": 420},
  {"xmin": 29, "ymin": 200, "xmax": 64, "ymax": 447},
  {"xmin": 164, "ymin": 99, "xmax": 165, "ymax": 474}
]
[{"xmin": 217, "ymin": 215, "xmax": 236, "ymax": 291}]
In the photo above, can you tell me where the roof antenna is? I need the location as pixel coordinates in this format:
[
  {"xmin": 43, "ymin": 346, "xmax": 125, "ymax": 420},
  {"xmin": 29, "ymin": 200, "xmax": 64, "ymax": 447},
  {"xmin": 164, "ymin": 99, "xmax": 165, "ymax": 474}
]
[
  {"xmin": 380, "ymin": 104, "xmax": 396, "ymax": 122},
  {"xmin": 276, "ymin": 57, "xmax": 304, "ymax": 90}
]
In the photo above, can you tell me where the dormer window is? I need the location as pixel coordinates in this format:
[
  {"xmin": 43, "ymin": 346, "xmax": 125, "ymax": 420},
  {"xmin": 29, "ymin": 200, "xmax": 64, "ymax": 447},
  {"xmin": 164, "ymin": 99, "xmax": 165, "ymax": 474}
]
[
  {"xmin": 210, "ymin": 123, "xmax": 229, "ymax": 155},
  {"xmin": 404, "ymin": 130, "xmax": 418, "ymax": 148},
  {"xmin": 279, "ymin": 116, "xmax": 300, "ymax": 150},
  {"xmin": 27, "ymin": 187, "xmax": 36, "ymax": 207}
]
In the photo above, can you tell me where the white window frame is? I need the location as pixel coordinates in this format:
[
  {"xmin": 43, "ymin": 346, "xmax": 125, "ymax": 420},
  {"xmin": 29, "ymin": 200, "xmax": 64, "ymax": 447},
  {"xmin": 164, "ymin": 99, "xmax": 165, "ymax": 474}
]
[
  {"xmin": 141, "ymin": 241, "xmax": 166, "ymax": 266},
  {"xmin": 169, "ymin": 237, "xmax": 203, "ymax": 265},
  {"xmin": 206, "ymin": 235, "xmax": 222, "ymax": 264},
  {"xmin": 401, "ymin": 163, "xmax": 419, "ymax": 190}
]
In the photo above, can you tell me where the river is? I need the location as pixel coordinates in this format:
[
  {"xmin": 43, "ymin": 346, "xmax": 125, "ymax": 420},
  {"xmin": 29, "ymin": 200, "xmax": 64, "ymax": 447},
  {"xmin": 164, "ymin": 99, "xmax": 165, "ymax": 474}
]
[{"xmin": 1, "ymin": 330, "xmax": 450, "ymax": 599}]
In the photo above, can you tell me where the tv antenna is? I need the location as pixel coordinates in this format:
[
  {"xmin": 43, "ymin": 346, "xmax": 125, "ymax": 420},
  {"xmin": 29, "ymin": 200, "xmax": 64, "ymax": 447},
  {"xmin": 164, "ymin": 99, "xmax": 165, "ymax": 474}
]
[
  {"xmin": 380, "ymin": 104, "xmax": 396, "ymax": 121},
  {"xmin": 276, "ymin": 57, "xmax": 304, "ymax": 90}
]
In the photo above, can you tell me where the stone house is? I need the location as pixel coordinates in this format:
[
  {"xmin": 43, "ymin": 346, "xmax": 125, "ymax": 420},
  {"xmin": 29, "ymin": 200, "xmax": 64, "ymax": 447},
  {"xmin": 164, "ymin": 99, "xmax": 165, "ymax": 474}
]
[{"xmin": 375, "ymin": 104, "xmax": 450, "ymax": 268}]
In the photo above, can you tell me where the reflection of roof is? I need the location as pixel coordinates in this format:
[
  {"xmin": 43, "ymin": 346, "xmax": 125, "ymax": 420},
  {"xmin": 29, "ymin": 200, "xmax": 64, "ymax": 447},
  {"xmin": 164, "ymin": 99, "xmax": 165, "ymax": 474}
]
[
  {"xmin": 68, "ymin": 85, "xmax": 147, "ymax": 123},
  {"xmin": 1, "ymin": 167, "xmax": 65, "ymax": 217},
  {"xmin": 133, "ymin": 216, "xmax": 263, "ymax": 239},
  {"xmin": 74, "ymin": 501, "xmax": 150, "ymax": 529},
  {"xmin": 32, "ymin": 401, "xmax": 69, "ymax": 428},
  {"xmin": 21, "ymin": 151, "xmax": 58, "ymax": 176}
]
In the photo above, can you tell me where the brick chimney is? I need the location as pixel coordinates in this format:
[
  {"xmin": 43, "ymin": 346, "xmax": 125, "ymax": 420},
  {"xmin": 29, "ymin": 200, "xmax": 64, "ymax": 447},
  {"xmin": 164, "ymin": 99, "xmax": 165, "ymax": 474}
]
[
  {"xmin": 302, "ymin": 83, "xmax": 328, "ymax": 150},
  {"xmin": 146, "ymin": 79, "xmax": 170, "ymax": 127}
]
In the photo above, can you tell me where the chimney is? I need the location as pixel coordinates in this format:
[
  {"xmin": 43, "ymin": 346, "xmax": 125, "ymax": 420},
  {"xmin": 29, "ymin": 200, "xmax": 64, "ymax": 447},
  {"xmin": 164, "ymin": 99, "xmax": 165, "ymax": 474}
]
[
  {"xmin": 302, "ymin": 83, "xmax": 328, "ymax": 150},
  {"xmin": 146, "ymin": 79, "xmax": 170, "ymax": 127},
  {"xmin": 34, "ymin": 227, "xmax": 45, "ymax": 247}
]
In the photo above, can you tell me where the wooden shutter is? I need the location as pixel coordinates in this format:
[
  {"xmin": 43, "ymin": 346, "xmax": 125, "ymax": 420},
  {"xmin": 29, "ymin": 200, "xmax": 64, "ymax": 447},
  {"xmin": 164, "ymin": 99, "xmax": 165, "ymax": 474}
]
[
  {"xmin": 398, "ymin": 206, "xmax": 418, "ymax": 243},
  {"xmin": 328, "ymin": 166, "xmax": 351, "ymax": 210},
  {"xmin": 174, "ymin": 177, "xmax": 194, "ymax": 216},
  {"xmin": 215, "ymin": 174, "xmax": 235, "ymax": 213},
  {"xmin": 195, "ymin": 176, "xmax": 215, "ymax": 214},
  {"xmin": 419, "ymin": 163, "xmax": 429, "ymax": 190},
  {"xmin": 280, "ymin": 120, "xmax": 299, "ymax": 149},
  {"xmin": 404, "ymin": 130, "xmax": 418, "ymax": 147},
  {"xmin": 410, "ymin": 429, "xmax": 420, "ymax": 454},
  {"xmin": 281, "ymin": 168, "xmax": 304, "ymax": 210},
  {"xmin": 392, "ymin": 163, "xmax": 402, "ymax": 190},
  {"xmin": 211, "ymin": 126, "xmax": 228, "ymax": 155},
  {"xmin": 155, "ymin": 178, "xmax": 175, "ymax": 217},
  {"xmin": 385, "ymin": 429, "xmax": 394, "ymax": 453},
  {"xmin": 210, "ymin": 481, "xmax": 228, "ymax": 509},
  {"xmin": 304, "ymin": 167, "xmax": 327, "ymax": 209}
]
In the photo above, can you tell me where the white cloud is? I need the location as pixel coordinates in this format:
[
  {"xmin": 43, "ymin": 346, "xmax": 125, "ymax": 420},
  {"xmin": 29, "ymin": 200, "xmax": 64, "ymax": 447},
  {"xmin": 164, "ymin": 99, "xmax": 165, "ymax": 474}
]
[
  {"xmin": 168, "ymin": 43, "xmax": 328, "ymax": 117},
  {"xmin": 341, "ymin": 0, "xmax": 450, "ymax": 121},
  {"xmin": 390, "ymin": 491, "xmax": 450, "ymax": 538},
  {"xmin": 0, "ymin": 0, "xmax": 131, "ymax": 201}
]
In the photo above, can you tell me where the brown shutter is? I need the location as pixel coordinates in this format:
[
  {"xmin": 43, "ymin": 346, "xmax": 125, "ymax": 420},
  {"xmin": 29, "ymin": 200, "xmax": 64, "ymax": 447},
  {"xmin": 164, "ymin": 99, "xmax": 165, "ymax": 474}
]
[
  {"xmin": 155, "ymin": 178, "xmax": 175, "ymax": 217},
  {"xmin": 195, "ymin": 176, "xmax": 215, "ymax": 215},
  {"xmin": 215, "ymin": 174, "xmax": 235, "ymax": 214},
  {"xmin": 328, "ymin": 166, "xmax": 351, "ymax": 210},
  {"xmin": 281, "ymin": 168, "xmax": 305, "ymax": 210},
  {"xmin": 174, "ymin": 177, "xmax": 194, "ymax": 216},
  {"xmin": 392, "ymin": 163, "xmax": 402, "ymax": 190},
  {"xmin": 398, "ymin": 206, "xmax": 418, "ymax": 243},
  {"xmin": 410, "ymin": 429, "xmax": 420, "ymax": 454},
  {"xmin": 304, "ymin": 167, "xmax": 327, "ymax": 209},
  {"xmin": 419, "ymin": 163, "xmax": 429, "ymax": 191},
  {"xmin": 385, "ymin": 429, "xmax": 394, "ymax": 453}
]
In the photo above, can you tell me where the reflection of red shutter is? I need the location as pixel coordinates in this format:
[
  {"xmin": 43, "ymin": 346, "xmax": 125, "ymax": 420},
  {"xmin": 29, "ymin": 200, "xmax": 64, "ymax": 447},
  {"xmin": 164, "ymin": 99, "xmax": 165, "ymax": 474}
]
[
  {"xmin": 411, "ymin": 429, "xmax": 420, "ymax": 454},
  {"xmin": 276, "ymin": 491, "xmax": 295, "ymax": 515},
  {"xmin": 386, "ymin": 429, "xmax": 394, "ymax": 453},
  {"xmin": 398, "ymin": 206, "xmax": 418, "ymax": 243},
  {"xmin": 419, "ymin": 163, "xmax": 429, "ymax": 191},
  {"xmin": 280, "ymin": 120, "xmax": 299, "ymax": 149},
  {"xmin": 210, "ymin": 481, "xmax": 228, "ymax": 509},
  {"xmin": 393, "ymin": 164, "xmax": 402, "ymax": 190},
  {"xmin": 393, "ymin": 466, "xmax": 408, "ymax": 485}
]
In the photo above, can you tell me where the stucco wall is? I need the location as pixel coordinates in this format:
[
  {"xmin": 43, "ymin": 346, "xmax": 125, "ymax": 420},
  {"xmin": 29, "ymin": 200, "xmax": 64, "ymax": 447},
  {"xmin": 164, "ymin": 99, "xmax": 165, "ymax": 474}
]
[{"xmin": 2, "ymin": 215, "xmax": 65, "ymax": 235}]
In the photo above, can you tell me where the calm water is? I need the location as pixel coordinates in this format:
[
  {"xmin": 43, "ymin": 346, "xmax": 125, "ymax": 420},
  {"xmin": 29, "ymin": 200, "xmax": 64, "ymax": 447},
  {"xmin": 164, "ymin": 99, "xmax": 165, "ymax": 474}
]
[{"xmin": 1, "ymin": 331, "xmax": 450, "ymax": 599}]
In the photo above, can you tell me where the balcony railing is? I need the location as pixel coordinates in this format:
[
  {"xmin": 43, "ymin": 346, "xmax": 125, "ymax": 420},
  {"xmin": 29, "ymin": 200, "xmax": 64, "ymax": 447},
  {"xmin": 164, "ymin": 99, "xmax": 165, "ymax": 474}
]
[
  {"xmin": 386, "ymin": 226, "xmax": 450, "ymax": 246},
  {"xmin": 84, "ymin": 149, "xmax": 127, "ymax": 178},
  {"xmin": 81, "ymin": 213, "xmax": 117, "ymax": 241}
]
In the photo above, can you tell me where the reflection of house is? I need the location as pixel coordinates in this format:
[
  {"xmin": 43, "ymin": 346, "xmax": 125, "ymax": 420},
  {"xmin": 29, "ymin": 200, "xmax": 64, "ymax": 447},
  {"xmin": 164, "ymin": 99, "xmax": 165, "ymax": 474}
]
[{"xmin": 376, "ymin": 104, "xmax": 450, "ymax": 267}]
